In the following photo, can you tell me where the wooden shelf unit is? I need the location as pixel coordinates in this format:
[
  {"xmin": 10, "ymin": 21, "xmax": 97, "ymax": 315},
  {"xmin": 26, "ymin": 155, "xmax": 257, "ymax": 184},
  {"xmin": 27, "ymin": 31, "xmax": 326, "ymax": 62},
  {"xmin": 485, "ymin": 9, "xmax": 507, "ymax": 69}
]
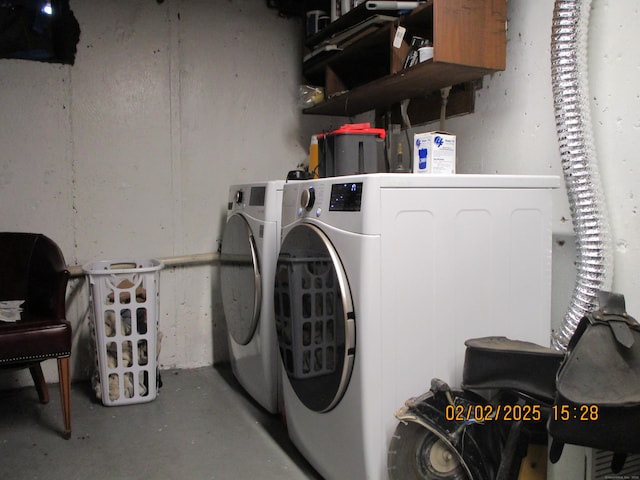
[{"xmin": 302, "ymin": 0, "xmax": 506, "ymax": 120}]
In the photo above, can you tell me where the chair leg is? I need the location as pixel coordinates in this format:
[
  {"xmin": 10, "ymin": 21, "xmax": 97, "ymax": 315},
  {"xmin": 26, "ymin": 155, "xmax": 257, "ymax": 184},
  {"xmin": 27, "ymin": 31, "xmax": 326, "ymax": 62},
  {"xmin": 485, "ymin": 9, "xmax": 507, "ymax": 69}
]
[
  {"xmin": 57, "ymin": 356, "xmax": 72, "ymax": 439},
  {"xmin": 29, "ymin": 363, "xmax": 50, "ymax": 404}
]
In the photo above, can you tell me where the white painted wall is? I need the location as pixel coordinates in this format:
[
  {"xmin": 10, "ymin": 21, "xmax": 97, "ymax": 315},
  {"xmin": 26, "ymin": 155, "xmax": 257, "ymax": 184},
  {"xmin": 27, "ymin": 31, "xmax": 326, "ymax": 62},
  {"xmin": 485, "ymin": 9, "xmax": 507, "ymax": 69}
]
[{"xmin": 0, "ymin": 0, "xmax": 638, "ymax": 410}]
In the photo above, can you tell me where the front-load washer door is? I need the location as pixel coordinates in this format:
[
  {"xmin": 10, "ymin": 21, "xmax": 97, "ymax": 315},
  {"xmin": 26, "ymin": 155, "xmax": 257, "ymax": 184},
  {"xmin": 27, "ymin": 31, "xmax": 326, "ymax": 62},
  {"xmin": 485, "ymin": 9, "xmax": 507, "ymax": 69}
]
[
  {"xmin": 221, "ymin": 213, "xmax": 261, "ymax": 346},
  {"xmin": 274, "ymin": 223, "xmax": 356, "ymax": 413}
]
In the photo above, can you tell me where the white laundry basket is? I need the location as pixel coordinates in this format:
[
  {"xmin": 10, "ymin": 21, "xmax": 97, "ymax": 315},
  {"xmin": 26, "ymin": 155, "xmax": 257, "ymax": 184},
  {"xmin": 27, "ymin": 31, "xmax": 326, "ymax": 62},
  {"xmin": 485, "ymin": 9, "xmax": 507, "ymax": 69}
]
[
  {"xmin": 274, "ymin": 257, "xmax": 339, "ymax": 380},
  {"xmin": 84, "ymin": 258, "xmax": 163, "ymax": 406}
]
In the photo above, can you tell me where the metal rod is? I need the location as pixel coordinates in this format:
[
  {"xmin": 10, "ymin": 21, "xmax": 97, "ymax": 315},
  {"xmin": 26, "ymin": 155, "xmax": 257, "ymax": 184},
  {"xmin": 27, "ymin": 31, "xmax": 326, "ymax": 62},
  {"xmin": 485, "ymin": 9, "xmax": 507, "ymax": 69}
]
[{"xmin": 67, "ymin": 252, "xmax": 220, "ymax": 277}]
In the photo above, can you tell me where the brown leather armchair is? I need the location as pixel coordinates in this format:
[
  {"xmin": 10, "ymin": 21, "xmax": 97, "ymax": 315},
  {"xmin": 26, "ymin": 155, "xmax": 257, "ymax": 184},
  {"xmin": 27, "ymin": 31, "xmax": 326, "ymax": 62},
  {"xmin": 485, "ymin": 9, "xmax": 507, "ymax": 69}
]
[{"xmin": 0, "ymin": 232, "xmax": 72, "ymax": 439}]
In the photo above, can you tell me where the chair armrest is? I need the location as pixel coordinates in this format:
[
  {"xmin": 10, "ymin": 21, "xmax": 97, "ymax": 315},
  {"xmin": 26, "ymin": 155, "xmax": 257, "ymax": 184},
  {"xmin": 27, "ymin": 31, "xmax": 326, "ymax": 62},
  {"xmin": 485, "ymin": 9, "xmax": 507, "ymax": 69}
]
[{"xmin": 53, "ymin": 269, "xmax": 70, "ymax": 320}]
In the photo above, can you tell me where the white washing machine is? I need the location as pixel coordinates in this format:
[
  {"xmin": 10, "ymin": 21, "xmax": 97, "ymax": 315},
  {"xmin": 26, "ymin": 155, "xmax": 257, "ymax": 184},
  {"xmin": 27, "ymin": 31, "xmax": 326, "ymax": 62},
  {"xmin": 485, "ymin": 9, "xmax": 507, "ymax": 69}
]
[
  {"xmin": 273, "ymin": 173, "xmax": 560, "ymax": 479},
  {"xmin": 220, "ymin": 180, "xmax": 284, "ymax": 414}
]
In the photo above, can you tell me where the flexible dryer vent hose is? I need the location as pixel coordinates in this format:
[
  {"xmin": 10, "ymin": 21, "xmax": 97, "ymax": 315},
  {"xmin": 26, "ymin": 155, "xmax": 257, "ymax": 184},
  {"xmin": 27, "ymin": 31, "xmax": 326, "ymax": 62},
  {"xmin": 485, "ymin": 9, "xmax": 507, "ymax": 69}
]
[{"xmin": 550, "ymin": 0, "xmax": 613, "ymax": 350}]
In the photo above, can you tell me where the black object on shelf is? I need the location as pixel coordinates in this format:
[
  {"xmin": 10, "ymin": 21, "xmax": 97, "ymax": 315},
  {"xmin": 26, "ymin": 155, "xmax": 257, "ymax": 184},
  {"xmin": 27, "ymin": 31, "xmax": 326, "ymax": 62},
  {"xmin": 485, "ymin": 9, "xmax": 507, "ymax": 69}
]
[{"xmin": 305, "ymin": 2, "xmax": 402, "ymax": 49}]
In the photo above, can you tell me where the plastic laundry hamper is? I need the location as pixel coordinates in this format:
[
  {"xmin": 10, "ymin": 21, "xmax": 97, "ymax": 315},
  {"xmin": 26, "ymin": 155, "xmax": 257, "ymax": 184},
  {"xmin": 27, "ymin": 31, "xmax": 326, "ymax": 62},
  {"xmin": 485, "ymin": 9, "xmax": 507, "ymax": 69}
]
[
  {"xmin": 274, "ymin": 257, "xmax": 339, "ymax": 380},
  {"xmin": 83, "ymin": 258, "xmax": 163, "ymax": 406}
]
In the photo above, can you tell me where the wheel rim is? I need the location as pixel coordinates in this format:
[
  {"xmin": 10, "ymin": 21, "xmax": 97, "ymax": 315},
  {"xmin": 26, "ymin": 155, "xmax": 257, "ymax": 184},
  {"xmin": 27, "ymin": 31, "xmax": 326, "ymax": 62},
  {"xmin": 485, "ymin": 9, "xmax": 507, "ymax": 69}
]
[
  {"xmin": 388, "ymin": 420, "xmax": 471, "ymax": 480},
  {"xmin": 419, "ymin": 436, "xmax": 463, "ymax": 478}
]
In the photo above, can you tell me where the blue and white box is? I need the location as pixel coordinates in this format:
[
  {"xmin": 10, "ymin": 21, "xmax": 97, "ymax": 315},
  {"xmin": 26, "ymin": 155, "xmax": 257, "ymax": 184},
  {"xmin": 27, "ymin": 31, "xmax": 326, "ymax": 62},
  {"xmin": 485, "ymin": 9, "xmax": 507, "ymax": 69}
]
[{"xmin": 413, "ymin": 131, "xmax": 456, "ymax": 174}]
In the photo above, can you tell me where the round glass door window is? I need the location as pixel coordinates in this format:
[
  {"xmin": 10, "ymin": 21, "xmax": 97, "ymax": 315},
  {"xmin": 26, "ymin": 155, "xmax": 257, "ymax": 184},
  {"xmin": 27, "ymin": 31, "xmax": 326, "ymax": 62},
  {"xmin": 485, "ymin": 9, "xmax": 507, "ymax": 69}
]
[
  {"xmin": 274, "ymin": 223, "xmax": 355, "ymax": 412},
  {"xmin": 220, "ymin": 214, "xmax": 261, "ymax": 345}
]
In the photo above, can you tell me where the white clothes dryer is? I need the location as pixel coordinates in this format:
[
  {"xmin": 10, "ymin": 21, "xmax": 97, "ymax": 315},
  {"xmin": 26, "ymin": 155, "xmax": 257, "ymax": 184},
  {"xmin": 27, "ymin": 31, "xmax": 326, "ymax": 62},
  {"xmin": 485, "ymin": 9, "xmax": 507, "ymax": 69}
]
[
  {"xmin": 273, "ymin": 173, "xmax": 559, "ymax": 479},
  {"xmin": 220, "ymin": 180, "xmax": 284, "ymax": 414}
]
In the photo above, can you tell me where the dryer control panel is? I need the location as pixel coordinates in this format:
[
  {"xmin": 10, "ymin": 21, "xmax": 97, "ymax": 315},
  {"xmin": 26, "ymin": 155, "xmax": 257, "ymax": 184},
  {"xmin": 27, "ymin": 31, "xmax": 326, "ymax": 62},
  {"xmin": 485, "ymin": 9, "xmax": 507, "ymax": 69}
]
[
  {"xmin": 296, "ymin": 182, "xmax": 364, "ymax": 214},
  {"xmin": 329, "ymin": 182, "xmax": 363, "ymax": 212},
  {"xmin": 226, "ymin": 182, "xmax": 285, "ymax": 220}
]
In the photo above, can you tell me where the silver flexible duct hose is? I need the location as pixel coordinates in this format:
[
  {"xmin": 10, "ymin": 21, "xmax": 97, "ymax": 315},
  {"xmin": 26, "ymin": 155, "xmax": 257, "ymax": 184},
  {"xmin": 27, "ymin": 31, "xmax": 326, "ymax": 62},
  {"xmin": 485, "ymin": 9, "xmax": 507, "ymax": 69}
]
[{"xmin": 550, "ymin": 0, "xmax": 614, "ymax": 350}]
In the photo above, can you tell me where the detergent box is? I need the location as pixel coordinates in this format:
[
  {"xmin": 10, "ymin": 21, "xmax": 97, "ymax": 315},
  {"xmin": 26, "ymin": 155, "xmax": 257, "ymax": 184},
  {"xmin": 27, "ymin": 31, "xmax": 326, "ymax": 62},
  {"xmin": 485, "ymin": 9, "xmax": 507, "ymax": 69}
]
[{"xmin": 412, "ymin": 131, "xmax": 456, "ymax": 174}]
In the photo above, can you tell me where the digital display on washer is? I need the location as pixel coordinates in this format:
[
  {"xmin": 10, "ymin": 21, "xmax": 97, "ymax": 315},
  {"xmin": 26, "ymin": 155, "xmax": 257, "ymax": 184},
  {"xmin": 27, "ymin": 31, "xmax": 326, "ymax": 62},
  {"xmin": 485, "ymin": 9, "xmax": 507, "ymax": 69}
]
[
  {"xmin": 249, "ymin": 186, "xmax": 266, "ymax": 206},
  {"xmin": 330, "ymin": 182, "xmax": 363, "ymax": 211}
]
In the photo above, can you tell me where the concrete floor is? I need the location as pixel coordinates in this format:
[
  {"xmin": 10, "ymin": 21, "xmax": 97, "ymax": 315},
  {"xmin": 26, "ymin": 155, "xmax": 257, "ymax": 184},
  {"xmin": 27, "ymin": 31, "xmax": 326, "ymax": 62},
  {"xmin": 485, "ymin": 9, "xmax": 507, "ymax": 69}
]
[{"xmin": 0, "ymin": 365, "xmax": 322, "ymax": 480}]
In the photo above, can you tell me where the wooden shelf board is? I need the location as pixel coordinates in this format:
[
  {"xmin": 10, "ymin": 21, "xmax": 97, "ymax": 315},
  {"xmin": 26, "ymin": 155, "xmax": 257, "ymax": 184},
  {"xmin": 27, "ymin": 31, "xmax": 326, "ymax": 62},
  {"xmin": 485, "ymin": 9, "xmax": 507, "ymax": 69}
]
[{"xmin": 304, "ymin": 61, "xmax": 492, "ymax": 116}]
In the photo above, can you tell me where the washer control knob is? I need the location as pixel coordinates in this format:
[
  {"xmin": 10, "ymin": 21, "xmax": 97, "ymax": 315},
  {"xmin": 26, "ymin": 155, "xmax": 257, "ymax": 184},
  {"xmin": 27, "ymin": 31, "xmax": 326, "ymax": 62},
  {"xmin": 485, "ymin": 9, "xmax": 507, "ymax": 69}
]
[
  {"xmin": 300, "ymin": 187, "xmax": 315, "ymax": 211},
  {"xmin": 234, "ymin": 190, "xmax": 244, "ymax": 204}
]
